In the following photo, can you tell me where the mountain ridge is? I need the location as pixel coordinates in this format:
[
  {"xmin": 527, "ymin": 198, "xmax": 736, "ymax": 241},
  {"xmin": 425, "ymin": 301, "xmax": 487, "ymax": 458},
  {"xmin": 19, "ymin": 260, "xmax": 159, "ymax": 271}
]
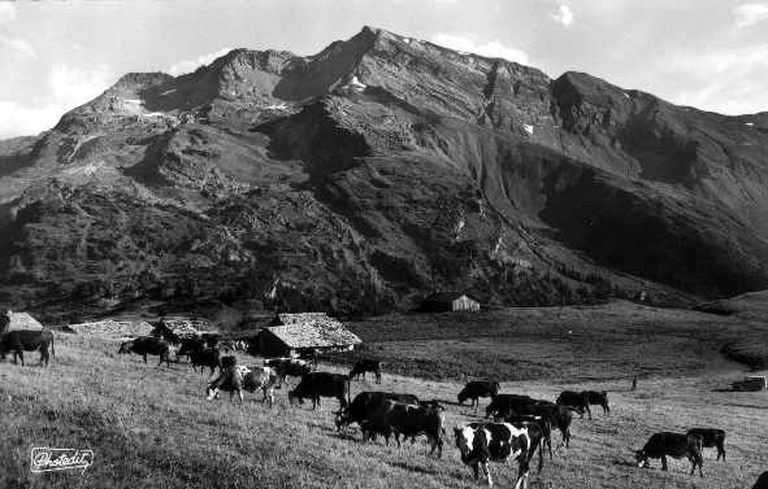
[{"xmin": 1, "ymin": 26, "xmax": 767, "ymax": 321}]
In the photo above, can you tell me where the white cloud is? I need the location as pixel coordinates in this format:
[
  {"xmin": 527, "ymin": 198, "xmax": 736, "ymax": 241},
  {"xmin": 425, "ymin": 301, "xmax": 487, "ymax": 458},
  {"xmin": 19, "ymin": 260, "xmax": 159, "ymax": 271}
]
[
  {"xmin": 431, "ymin": 33, "xmax": 530, "ymax": 65},
  {"xmin": 0, "ymin": 3, "xmax": 16, "ymax": 24},
  {"xmin": 663, "ymin": 44, "xmax": 768, "ymax": 114},
  {"xmin": 734, "ymin": 2, "xmax": 768, "ymax": 27},
  {"xmin": 0, "ymin": 65, "xmax": 112, "ymax": 138},
  {"xmin": 553, "ymin": 4, "xmax": 575, "ymax": 26},
  {"xmin": 166, "ymin": 47, "xmax": 233, "ymax": 76},
  {"xmin": 0, "ymin": 33, "xmax": 35, "ymax": 57}
]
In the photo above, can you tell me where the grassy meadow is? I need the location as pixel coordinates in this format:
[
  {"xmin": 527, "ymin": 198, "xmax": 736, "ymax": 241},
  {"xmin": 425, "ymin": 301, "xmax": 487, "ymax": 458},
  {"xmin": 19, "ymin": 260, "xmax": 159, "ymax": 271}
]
[{"xmin": 1, "ymin": 301, "xmax": 767, "ymax": 489}]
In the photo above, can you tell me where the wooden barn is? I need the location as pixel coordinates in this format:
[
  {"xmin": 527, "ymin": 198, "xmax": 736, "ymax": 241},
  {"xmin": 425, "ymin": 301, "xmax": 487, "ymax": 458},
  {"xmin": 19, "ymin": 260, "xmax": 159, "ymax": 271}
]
[
  {"xmin": 257, "ymin": 313, "xmax": 361, "ymax": 358},
  {"xmin": 421, "ymin": 292, "xmax": 481, "ymax": 312}
]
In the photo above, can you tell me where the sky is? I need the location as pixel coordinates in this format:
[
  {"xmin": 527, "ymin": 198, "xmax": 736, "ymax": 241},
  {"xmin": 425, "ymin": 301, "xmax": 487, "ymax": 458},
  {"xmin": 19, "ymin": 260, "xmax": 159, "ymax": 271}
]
[{"xmin": 1, "ymin": 0, "xmax": 768, "ymax": 139}]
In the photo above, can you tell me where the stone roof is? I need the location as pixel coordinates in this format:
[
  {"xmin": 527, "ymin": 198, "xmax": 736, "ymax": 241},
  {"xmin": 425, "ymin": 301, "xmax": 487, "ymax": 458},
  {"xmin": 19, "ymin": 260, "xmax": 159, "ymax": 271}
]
[
  {"xmin": 0, "ymin": 311, "xmax": 44, "ymax": 333},
  {"xmin": 66, "ymin": 320, "xmax": 154, "ymax": 338},
  {"xmin": 265, "ymin": 313, "xmax": 361, "ymax": 349}
]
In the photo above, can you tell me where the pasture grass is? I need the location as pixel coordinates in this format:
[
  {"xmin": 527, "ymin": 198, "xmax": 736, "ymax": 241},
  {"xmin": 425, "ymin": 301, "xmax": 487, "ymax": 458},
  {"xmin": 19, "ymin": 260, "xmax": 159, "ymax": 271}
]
[{"xmin": 0, "ymin": 302, "xmax": 767, "ymax": 488}]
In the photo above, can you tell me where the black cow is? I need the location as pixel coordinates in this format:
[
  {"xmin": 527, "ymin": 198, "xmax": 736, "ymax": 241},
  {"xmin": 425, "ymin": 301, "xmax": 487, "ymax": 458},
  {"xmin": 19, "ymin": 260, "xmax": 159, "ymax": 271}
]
[
  {"xmin": 264, "ymin": 358, "xmax": 312, "ymax": 388},
  {"xmin": 288, "ymin": 372, "xmax": 349, "ymax": 410},
  {"xmin": 458, "ymin": 381, "xmax": 500, "ymax": 408},
  {"xmin": 635, "ymin": 432, "xmax": 704, "ymax": 476},
  {"xmin": 454, "ymin": 422, "xmax": 541, "ymax": 489},
  {"xmin": 118, "ymin": 336, "xmax": 171, "ymax": 367},
  {"xmin": 686, "ymin": 428, "xmax": 726, "ymax": 461},
  {"xmin": 335, "ymin": 391, "xmax": 419, "ymax": 432},
  {"xmin": 0, "ymin": 329, "xmax": 55, "ymax": 367},
  {"xmin": 753, "ymin": 471, "xmax": 768, "ymax": 489},
  {"xmin": 176, "ymin": 337, "xmax": 206, "ymax": 360},
  {"xmin": 556, "ymin": 391, "xmax": 589, "ymax": 418},
  {"xmin": 349, "ymin": 360, "xmax": 382, "ymax": 384},
  {"xmin": 485, "ymin": 394, "xmax": 535, "ymax": 419},
  {"xmin": 490, "ymin": 396, "xmax": 573, "ymax": 448},
  {"xmin": 583, "ymin": 391, "xmax": 610, "ymax": 417},
  {"xmin": 190, "ymin": 348, "xmax": 221, "ymax": 376},
  {"xmin": 364, "ymin": 400, "xmax": 445, "ymax": 456}
]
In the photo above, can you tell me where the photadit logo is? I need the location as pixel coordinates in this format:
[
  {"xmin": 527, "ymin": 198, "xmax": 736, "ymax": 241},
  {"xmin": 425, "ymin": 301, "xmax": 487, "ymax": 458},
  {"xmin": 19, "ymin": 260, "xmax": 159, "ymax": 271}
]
[{"xmin": 30, "ymin": 447, "xmax": 94, "ymax": 474}]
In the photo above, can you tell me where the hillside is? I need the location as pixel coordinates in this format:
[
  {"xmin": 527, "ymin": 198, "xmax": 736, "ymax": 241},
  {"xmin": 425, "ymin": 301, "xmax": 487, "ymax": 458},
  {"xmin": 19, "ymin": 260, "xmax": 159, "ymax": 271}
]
[
  {"xmin": 2, "ymin": 304, "xmax": 767, "ymax": 488},
  {"xmin": 2, "ymin": 26, "xmax": 768, "ymax": 318}
]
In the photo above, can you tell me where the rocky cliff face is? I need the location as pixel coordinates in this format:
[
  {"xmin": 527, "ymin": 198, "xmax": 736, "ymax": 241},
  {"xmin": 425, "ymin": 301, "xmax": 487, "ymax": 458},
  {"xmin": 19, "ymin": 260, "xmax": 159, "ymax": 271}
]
[{"xmin": 1, "ymin": 26, "xmax": 767, "ymax": 319}]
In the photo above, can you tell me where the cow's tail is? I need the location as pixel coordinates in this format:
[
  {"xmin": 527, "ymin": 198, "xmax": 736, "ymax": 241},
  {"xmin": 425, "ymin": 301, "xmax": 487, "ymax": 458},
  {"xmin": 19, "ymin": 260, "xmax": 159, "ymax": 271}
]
[
  {"xmin": 347, "ymin": 376, "xmax": 351, "ymax": 409},
  {"xmin": 51, "ymin": 334, "xmax": 55, "ymax": 360}
]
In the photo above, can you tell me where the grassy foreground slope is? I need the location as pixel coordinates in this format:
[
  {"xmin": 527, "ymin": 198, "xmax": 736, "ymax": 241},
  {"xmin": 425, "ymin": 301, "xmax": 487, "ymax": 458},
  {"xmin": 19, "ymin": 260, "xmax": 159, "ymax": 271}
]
[{"xmin": 0, "ymin": 304, "xmax": 767, "ymax": 489}]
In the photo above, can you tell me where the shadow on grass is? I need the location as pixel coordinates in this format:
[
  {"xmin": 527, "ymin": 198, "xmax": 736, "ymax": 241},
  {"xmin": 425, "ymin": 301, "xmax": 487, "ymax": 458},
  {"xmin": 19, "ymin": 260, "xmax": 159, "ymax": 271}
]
[
  {"xmin": 610, "ymin": 458, "xmax": 637, "ymax": 468},
  {"xmin": 387, "ymin": 460, "xmax": 440, "ymax": 475}
]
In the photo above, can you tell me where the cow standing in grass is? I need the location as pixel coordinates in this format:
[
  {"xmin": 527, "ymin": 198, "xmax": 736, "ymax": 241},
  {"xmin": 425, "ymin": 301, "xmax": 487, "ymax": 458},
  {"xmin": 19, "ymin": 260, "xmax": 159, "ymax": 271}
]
[
  {"xmin": 349, "ymin": 360, "xmax": 382, "ymax": 384},
  {"xmin": 288, "ymin": 372, "xmax": 349, "ymax": 411},
  {"xmin": 335, "ymin": 391, "xmax": 419, "ymax": 433},
  {"xmin": 118, "ymin": 336, "xmax": 171, "ymax": 367},
  {"xmin": 686, "ymin": 428, "xmax": 726, "ymax": 461},
  {"xmin": 363, "ymin": 400, "xmax": 445, "ymax": 456},
  {"xmin": 264, "ymin": 358, "xmax": 312, "ymax": 388},
  {"xmin": 454, "ymin": 422, "xmax": 542, "ymax": 489},
  {"xmin": 206, "ymin": 365, "xmax": 278, "ymax": 405},
  {"xmin": 635, "ymin": 432, "xmax": 704, "ymax": 476},
  {"xmin": 459, "ymin": 381, "xmax": 500, "ymax": 408},
  {"xmin": 0, "ymin": 329, "xmax": 55, "ymax": 367}
]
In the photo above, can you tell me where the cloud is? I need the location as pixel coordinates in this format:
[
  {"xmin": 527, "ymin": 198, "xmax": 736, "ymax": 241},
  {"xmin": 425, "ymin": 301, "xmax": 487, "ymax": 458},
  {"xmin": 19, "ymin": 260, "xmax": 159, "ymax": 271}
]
[
  {"xmin": 734, "ymin": 2, "xmax": 768, "ymax": 27},
  {"xmin": 0, "ymin": 3, "xmax": 16, "ymax": 24},
  {"xmin": 663, "ymin": 44, "xmax": 768, "ymax": 114},
  {"xmin": 430, "ymin": 33, "xmax": 530, "ymax": 65},
  {"xmin": 166, "ymin": 47, "xmax": 233, "ymax": 76},
  {"xmin": 0, "ymin": 33, "xmax": 35, "ymax": 57},
  {"xmin": 0, "ymin": 65, "xmax": 112, "ymax": 139},
  {"xmin": 553, "ymin": 4, "xmax": 575, "ymax": 26}
]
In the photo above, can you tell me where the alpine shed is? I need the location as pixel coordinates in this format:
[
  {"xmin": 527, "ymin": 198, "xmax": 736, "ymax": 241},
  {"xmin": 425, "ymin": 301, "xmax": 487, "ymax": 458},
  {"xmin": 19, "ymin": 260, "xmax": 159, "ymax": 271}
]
[
  {"xmin": 421, "ymin": 292, "xmax": 481, "ymax": 312},
  {"xmin": 258, "ymin": 313, "xmax": 362, "ymax": 358}
]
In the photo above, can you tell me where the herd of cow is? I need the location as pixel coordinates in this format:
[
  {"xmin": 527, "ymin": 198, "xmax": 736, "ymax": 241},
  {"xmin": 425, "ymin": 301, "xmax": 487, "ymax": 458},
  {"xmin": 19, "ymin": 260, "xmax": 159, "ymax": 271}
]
[{"xmin": 0, "ymin": 328, "xmax": 766, "ymax": 488}]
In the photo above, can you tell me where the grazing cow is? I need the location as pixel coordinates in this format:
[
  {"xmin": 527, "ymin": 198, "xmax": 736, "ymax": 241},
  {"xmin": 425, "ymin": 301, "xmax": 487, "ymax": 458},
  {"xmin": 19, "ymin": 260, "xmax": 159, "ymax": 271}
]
[
  {"xmin": 365, "ymin": 400, "xmax": 445, "ymax": 456},
  {"xmin": 555, "ymin": 391, "xmax": 589, "ymax": 418},
  {"xmin": 583, "ymin": 391, "xmax": 610, "ymax": 417},
  {"xmin": 0, "ymin": 329, "xmax": 55, "ymax": 367},
  {"xmin": 349, "ymin": 360, "xmax": 383, "ymax": 384},
  {"xmin": 206, "ymin": 365, "xmax": 278, "ymax": 405},
  {"xmin": 635, "ymin": 432, "xmax": 704, "ymax": 476},
  {"xmin": 753, "ymin": 471, "xmax": 768, "ymax": 489},
  {"xmin": 454, "ymin": 422, "xmax": 540, "ymax": 488},
  {"xmin": 118, "ymin": 336, "xmax": 171, "ymax": 367},
  {"xmin": 264, "ymin": 358, "xmax": 312, "ymax": 387},
  {"xmin": 190, "ymin": 347, "xmax": 221, "ymax": 376},
  {"xmin": 288, "ymin": 372, "xmax": 349, "ymax": 410},
  {"xmin": 485, "ymin": 394, "xmax": 535, "ymax": 419},
  {"xmin": 686, "ymin": 428, "xmax": 726, "ymax": 461},
  {"xmin": 458, "ymin": 381, "xmax": 500, "ymax": 408},
  {"xmin": 335, "ymin": 391, "xmax": 419, "ymax": 432}
]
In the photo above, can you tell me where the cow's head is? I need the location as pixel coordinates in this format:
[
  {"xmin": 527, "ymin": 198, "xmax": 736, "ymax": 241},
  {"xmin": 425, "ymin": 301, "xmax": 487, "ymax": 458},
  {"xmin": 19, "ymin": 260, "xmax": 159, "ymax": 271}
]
[
  {"xmin": 333, "ymin": 408, "xmax": 349, "ymax": 431},
  {"xmin": 635, "ymin": 449, "xmax": 648, "ymax": 467},
  {"xmin": 206, "ymin": 385, "xmax": 220, "ymax": 401},
  {"xmin": 117, "ymin": 341, "xmax": 133, "ymax": 354},
  {"xmin": 457, "ymin": 391, "xmax": 467, "ymax": 404},
  {"xmin": 287, "ymin": 389, "xmax": 303, "ymax": 406},
  {"xmin": 454, "ymin": 425, "xmax": 475, "ymax": 463}
]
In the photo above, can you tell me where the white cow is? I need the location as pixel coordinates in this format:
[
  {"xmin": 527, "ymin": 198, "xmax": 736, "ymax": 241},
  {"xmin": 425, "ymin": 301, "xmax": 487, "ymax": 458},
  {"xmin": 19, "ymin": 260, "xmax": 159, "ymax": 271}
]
[{"xmin": 206, "ymin": 365, "xmax": 278, "ymax": 405}]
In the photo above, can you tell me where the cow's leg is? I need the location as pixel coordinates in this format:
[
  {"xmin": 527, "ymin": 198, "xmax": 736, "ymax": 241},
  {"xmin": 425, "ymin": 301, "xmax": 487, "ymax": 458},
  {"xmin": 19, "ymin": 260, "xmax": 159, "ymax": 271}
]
[
  {"xmin": 18, "ymin": 351, "xmax": 24, "ymax": 366},
  {"xmin": 661, "ymin": 456, "xmax": 668, "ymax": 471},
  {"xmin": 586, "ymin": 404, "xmax": 592, "ymax": 420},
  {"xmin": 375, "ymin": 371, "xmax": 381, "ymax": 384},
  {"xmin": 237, "ymin": 389, "xmax": 244, "ymax": 403},
  {"xmin": 143, "ymin": 353, "xmax": 148, "ymax": 363},
  {"xmin": 481, "ymin": 461, "xmax": 493, "ymax": 487}
]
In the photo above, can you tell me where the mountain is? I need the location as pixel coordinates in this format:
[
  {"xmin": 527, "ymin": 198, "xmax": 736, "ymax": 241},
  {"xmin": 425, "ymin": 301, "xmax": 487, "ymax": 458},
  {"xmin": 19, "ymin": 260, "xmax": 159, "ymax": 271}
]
[{"xmin": 2, "ymin": 26, "xmax": 768, "ymax": 320}]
